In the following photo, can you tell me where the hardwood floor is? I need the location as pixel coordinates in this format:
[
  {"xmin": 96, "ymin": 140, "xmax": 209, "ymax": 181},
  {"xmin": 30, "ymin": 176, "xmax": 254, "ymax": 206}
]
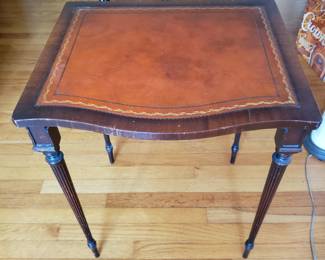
[{"xmin": 0, "ymin": 1, "xmax": 324, "ymax": 259}]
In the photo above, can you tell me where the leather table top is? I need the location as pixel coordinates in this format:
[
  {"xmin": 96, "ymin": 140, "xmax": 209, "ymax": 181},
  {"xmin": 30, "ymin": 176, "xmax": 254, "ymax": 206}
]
[{"xmin": 37, "ymin": 6, "xmax": 298, "ymax": 119}]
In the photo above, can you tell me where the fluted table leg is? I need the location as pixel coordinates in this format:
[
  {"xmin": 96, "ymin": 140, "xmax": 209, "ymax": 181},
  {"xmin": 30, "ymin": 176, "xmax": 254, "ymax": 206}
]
[
  {"xmin": 230, "ymin": 132, "xmax": 241, "ymax": 164},
  {"xmin": 45, "ymin": 151, "xmax": 100, "ymax": 257},
  {"xmin": 243, "ymin": 127, "xmax": 308, "ymax": 258},
  {"xmin": 27, "ymin": 127, "xmax": 99, "ymax": 257},
  {"xmin": 243, "ymin": 152, "xmax": 290, "ymax": 258}
]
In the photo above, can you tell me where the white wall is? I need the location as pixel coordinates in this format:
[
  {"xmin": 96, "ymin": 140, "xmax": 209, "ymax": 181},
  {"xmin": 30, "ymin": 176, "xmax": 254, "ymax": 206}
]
[{"xmin": 275, "ymin": 0, "xmax": 307, "ymax": 35}]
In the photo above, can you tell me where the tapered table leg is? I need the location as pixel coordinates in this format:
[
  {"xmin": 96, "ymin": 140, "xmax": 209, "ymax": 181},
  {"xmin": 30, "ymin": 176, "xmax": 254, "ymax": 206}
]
[
  {"xmin": 104, "ymin": 134, "xmax": 115, "ymax": 164},
  {"xmin": 243, "ymin": 127, "xmax": 307, "ymax": 258},
  {"xmin": 230, "ymin": 132, "xmax": 241, "ymax": 164},
  {"xmin": 45, "ymin": 151, "xmax": 100, "ymax": 257},
  {"xmin": 27, "ymin": 127, "xmax": 99, "ymax": 257},
  {"xmin": 243, "ymin": 152, "xmax": 290, "ymax": 258}
]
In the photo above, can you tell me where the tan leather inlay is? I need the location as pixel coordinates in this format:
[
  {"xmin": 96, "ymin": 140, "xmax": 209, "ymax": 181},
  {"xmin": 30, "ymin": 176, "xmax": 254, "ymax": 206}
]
[{"xmin": 37, "ymin": 6, "xmax": 297, "ymax": 119}]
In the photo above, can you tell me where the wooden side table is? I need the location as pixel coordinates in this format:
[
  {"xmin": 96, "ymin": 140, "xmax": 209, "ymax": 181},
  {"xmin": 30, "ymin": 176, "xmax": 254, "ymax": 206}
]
[{"xmin": 12, "ymin": 0, "xmax": 322, "ymax": 258}]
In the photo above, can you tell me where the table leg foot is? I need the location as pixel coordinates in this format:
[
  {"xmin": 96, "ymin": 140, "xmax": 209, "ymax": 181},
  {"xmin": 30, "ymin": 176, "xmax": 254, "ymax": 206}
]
[
  {"xmin": 88, "ymin": 239, "xmax": 100, "ymax": 258},
  {"xmin": 104, "ymin": 135, "xmax": 115, "ymax": 164},
  {"xmin": 242, "ymin": 240, "xmax": 254, "ymax": 258},
  {"xmin": 230, "ymin": 132, "xmax": 241, "ymax": 164}
]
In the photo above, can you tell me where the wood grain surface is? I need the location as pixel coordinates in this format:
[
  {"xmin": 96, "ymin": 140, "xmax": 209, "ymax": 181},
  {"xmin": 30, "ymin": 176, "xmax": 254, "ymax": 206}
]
[{"xmin": 0, "ymin": 0, "xmax": 324, "ymax": 259}]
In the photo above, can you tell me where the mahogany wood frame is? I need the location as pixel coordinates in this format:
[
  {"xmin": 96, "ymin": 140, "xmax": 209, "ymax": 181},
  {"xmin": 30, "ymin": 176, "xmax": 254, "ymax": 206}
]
[{"xmin": 12, "ymin": 0, "xmax": 322, "ymax": 258}]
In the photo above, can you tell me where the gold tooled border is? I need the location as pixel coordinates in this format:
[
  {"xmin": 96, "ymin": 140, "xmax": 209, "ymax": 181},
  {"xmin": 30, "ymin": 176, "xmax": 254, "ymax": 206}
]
[{"xmin": 37, "ymin": 6, "xmax": 297, "ymax": 118}]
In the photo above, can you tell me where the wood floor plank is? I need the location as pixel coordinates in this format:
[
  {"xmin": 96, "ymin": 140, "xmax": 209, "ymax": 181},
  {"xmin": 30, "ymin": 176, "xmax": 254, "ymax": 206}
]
[
  {"xmin": 1, "ymin": 207, "xmax": 323, "ymax": 224},
  {"xmin": 40, "ymin": 168, "xmax": 325, "ymax": 192},
  {"xmin": 0, "ymin": 180, "xmax": 42, "ymax": 194},
  {"xmin": 0, "ymin": 240, "xmax": 133, "ymax": 259},
  {"xmin": 59, "ymin": 223, "xmax": 324, "ymax": 243},
  {"xmin": 0, "ymin": 208, "xmax": 207, "ymax": 224},
  {"xmin": 0, "ymin": 223, "xmax": 60, "ymax": 241},
  {"xmin": 0, "ymin": 194, "xmax": 107, "ymax": 208},
  {"xmin": 207, "ymin": 207, "xmax": 325, "ymax": 223},
  {"xmin": 0, "ymin": 223, "xmax": 320, "ymax": 242},
  {"xmin": 2, "ymin": 191, "xmax": 325, "ymax": 208},
  {"xmin": 1, "ymin": 162, "xmax": 324, "ymax": 181},
  {"xmin": 104, "ymin": 191, "xmax": 325, "ymax": 208},
  {"xmin": 0, "ymin": 165, "xmax": 197, "ymax": 180},
  {"xmin": 133, "ymin": 241, "xmax": 325, "ymax": 259}
]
